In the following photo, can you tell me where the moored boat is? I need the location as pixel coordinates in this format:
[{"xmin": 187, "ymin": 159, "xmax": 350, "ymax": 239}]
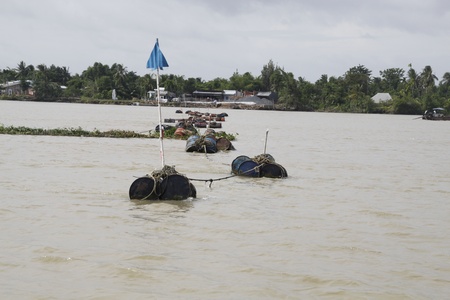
[{"xmin": 422, "ymin": 108, "xmax": 450, "ymax": 120}]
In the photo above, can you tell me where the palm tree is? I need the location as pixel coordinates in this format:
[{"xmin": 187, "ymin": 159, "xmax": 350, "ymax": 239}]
[
  {"xmin": 15, "ymin": 61, "xmax": 34, "ymax": 93},
  {"xmin": 406, "ymin": 66, "xmax": 420, "ymax": 98},
  {"xmin": 438, "ymin": 72, "xmax": 450, "ymax": 99},
  {"xmin": 137, "ymin": 74, "xmax": 155, "ymax": 99},
  {"xmin": 111, "ymin": 63, "xmax": 129, "ymax": 98},
  {"xmin": 440, "ymin": 72, "xmax": 450, "ymax": 86},
  {"xmin": 420, "ymin": 65, "xmax": 438, "ymax": 93},
  {"xmin": 57, "ymin": 66, "xmax": 71, "ymax": 86}
]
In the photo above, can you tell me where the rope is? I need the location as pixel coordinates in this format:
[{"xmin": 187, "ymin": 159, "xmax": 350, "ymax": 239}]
[
  {"xmin": 135, "ymin": 174, "xmax": 158, "ymax": 201},
  {"xmin": 151, "ymin": 165, "xmax": 179, "ymax": 180},
  {"xmin": 253, "ymin": 154, "xmax": 274, "ymax": 164},
  {"xmin": 187, "ymin": 163, "xmax": 264, "ymax": 188},
  {"xmin": 188, "ymin": 173, "xmax": 237, "ymax": 188},
  {"xmin": 149, "ymin": 165, "xmax": 181, "ymax": 198}
]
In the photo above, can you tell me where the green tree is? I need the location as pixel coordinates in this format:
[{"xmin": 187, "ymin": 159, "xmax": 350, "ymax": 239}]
[
  {"xmin": 137, "ymin": 74, "xmax": 155, "ymax": 99},
  {"xmin": 314, "ymin": 74, "xmax": 346, "ymax": 110},
  {"xmin": 54, "ymin": 66, "xmax": 71, "ymax": 86},
  {"xmin": 379, "ymin": 68, "xmax": 404, "ymax": 93},
  {"xmin": 15, "ymin": 61, "xmax": 34, "ymax": 93},
  {"xmin": 229, "ymin": 71, "xmax": 260, "ymax": 91},
  {"xmin": 419, "ymin": 65, "xmax": 438, "ymax": 109},
  {"xmin": 33, "ymin": 64, "xmax": 62, "ymax": 100},
  {"xmin": 0, "ymin": 68, "xmax": 17, "ymax": 83},
  {"xmin": 420, "ymin": 65, "xmax": 437, "ymax": 92},
  {"xmin": 81, "ymin": 62, "xmax": 111, "ymax": 98},
  {"xmin": 297, "ymin": 77, "xmax": 315, "ymax": 110},
  {"xmin": 260, "ymin": 59, "xmax": 276, "ymax": 91},
  {"xmin": 438, "ymin": 72, "xmax": 450, "ymax": 100},
  {"xmin": 345, "ymin": 65, "xmax": 372, "ymax": 94},
  {"xmin": 344, "ymin": 65, "xmax": 372, "ymax": 112},
  {"xmin": 64, "ymin": 74, "xmax": 83, "ymax": 97},
  {"xmin": 202, "ymin": 77, "xmax": 229, "ymax": 91},
  {"xmin": 275, "ymin": 70, "xmax": 302, "ymax": 109},
  {"xmin": 111, "ymin": 63, "xmax": 128, "ymax": 98},
  {"xmin": 404, "ymin": 65, "xmax": 420, "ymax": 99},
  {"xmin": 184, "ymin": 77, "xmax": 202, "ymax": 94}
]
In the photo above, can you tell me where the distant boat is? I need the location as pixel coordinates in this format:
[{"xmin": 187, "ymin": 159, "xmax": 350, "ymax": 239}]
[{"xmin": 422, "ymin": 108, "xmax": 450, "ymax": 120}]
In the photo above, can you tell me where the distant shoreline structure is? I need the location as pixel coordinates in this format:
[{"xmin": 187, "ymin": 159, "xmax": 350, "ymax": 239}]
[{"xmin": 0, "ymin": 97, "xmax": 280, "ymax": 110}]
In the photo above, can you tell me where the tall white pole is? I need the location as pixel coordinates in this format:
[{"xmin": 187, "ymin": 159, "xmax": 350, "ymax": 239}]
[
  {"xmin": 263, "ymin": 129, "xmax": 269, "ymax": 154},
  {"xmin": 156, "ymin": 68, "xmax": 165, "ymax": 167}
]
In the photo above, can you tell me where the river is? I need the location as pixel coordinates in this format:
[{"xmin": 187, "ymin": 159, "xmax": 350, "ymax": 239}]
[{"xmin": 1, "ymin": 100, "xmax": 449, "ymax": 299}]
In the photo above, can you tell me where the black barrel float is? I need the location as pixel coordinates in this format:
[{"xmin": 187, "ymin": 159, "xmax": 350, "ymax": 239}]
[
  {"xmin": 260, "ymin": 163, "xmax": 288, "ymax": 178},
  {"xmin": 159, "ymin": 174, "xmax": 197, "ymax": 200},
  {"xmin": 185, "ymin": 135, "xmax": 200, "ymax": 152},
  {"xmin": 128, "ymin": 176, "xmax": 160, "ymax": 200},
  {"xmin": 129, "ymin": 166, "xmax": 196, "ymax": 200},
  {"xmin": 216, "ymin": 137, "xmax": 235, "ymax": 151},
  {"xmin": 231, "ymin": 155, "xmax": 260, "ymax": 177},
  {"xmin": 185, "ymin": 135, "xmax": 217, "ymax": 153},
  {"xmin": 203, "ymin": 136, "xmax": 217, "ymax": 153}
]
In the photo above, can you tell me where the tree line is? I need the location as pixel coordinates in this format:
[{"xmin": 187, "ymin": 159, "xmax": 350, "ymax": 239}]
[{"xmin": 1, "ymin": 60, "xmax": 449, "ymax": 114}]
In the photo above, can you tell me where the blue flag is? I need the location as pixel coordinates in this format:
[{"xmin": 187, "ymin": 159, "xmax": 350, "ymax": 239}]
[{"xmin": 146, "ymin": 39, "xmax": 169, "ymax": 70}]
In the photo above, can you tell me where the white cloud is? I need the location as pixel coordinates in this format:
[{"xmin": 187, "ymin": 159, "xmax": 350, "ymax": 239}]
[{"xmin": 1, "ymin": 0, "xmax": 449, "ymax": 82}]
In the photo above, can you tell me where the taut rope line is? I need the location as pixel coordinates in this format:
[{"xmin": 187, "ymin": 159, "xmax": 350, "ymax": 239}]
[{"xmin": 187, "ymin": 163, "xmax": 265, "ymax": 188}]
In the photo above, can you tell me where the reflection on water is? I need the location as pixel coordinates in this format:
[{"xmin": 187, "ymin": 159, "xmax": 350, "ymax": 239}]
[{"xmin": 1, "ymin": 100, "xmax": 450, "ymax": 299}]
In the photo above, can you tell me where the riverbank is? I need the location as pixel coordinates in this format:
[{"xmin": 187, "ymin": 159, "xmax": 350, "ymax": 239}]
[{"xmin": 0, "ymin": 96, "xmax": 281, "ymax": 110}]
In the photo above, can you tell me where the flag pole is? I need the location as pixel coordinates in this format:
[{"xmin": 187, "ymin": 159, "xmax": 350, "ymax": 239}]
[
  {"xmin": 156, "ymin": 67, "xmax": 165, "ymax": 168},
  {"xmin": 147, "ymin": 38, "xmax": 168, "ymax": 168}
]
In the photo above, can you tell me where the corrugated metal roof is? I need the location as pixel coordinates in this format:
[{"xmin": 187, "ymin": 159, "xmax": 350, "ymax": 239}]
[{"xmin": 371, "ymin": 93, "xmax": 392, "ymax": 103}]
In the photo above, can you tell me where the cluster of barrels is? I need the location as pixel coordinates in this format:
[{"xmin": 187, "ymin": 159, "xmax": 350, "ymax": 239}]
[
  {"xmin": 231, "ymin": 154, "xmax": 288, "ymax": 178},
  {"xmin": 159, "ymin": 111, "xmax": 229, "ymax": 138},
  {"xmin": 184, "ymin": 110, "xmax": 228, "ymax": 121},
  {"xmin": 164, "ymin": 110, "xmax": 228, "ymax": 132},
  {"xmin": 185, "ymin": 111, "xmax": 228, "ymax": 129},
  {"xmin": 185, "ymin": 129, "xmax": 235, "ymax": 153},
  {"xmin": 130, "ymin": 109, "xmax": 288, "ymax": 201},
  {"xmin": 129, "ymin": 166, "xmax": 196, "ymax": 200}
]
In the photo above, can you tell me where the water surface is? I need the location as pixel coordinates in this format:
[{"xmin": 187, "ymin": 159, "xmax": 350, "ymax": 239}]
[{"xmin": 1, "ymin": 100, "xmax": 449, "ymax": 299}]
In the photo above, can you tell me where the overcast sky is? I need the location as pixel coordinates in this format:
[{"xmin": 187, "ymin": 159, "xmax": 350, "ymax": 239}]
[{"xmin": 1, "ymin": 0, "xmax": 449, "ymax": 82}]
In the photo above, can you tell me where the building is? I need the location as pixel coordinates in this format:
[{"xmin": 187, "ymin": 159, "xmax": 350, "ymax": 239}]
[
  {"xmin": 147, "ymin": 87, "xmax": 175, "ymax": 102},
  {"xmin": 371, "ymin": 93, "xmax": 392, "ymax": 103},
  {"xmin": 256, "ymin": 91, "xmax": 278, "ymax": 102},
  {"xmin": 223, "ymin": 90, "xmax": 240, "ymax": 101},
  {"xmin": 0, "ymin": 80, "xmax": 34, "ymax": 96},
  {"xmin": 192, "ymin": 90, "xmax": 224, "ymax": 101}
]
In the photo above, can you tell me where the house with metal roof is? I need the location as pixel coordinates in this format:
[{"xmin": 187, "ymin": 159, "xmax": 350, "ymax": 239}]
[
  {"xmin": 0, "ymin": 80, "xmax": 34, "ymax": 96},
  {"xmin": 192, "ymin": 90, "xmax": 224, "ymax": 101},
  {"xmin": 223, "ymin": 90, "xmax": 241, "ymax": 101},
  {"xmin": 371, "ymin": 93, "xmax": 392, "ymax": 103}
]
